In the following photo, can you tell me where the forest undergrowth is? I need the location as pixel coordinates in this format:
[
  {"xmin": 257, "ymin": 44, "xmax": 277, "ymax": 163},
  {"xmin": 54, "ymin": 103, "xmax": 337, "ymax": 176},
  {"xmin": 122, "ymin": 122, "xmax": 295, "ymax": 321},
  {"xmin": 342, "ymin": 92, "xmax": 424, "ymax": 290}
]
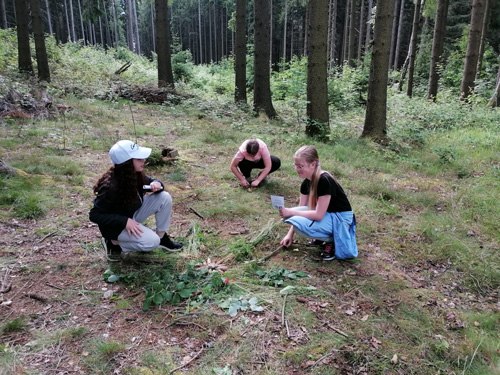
[{"xmin": 0, "ymin": 38, "xmax": 499, "ymax": 374}]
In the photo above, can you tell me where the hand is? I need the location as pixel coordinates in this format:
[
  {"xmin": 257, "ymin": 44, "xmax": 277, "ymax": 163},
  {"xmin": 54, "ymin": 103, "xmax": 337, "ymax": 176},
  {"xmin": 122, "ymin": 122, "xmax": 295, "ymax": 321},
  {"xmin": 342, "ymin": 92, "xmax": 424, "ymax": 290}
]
[
  {"xmin": 126, "ymin": 218, "xmax": 143, "ymax": 238},
  {"xmin": 240, "ymin": 178, "xmax": 250, "ymax": 188},
  {"xmin": 279, "ymin": 207, "xmax": 290, "ymax": 218},
  {"xmin": 251, "ymin": 179, "xmax": 260, "ymax": 188},
  {"xmin": 150, "ymin": 181, "xmax": 163, "ymax": 192},
  {"xmin": 280, "ymin": 235, "xmax": 293, "ymax": 248}
]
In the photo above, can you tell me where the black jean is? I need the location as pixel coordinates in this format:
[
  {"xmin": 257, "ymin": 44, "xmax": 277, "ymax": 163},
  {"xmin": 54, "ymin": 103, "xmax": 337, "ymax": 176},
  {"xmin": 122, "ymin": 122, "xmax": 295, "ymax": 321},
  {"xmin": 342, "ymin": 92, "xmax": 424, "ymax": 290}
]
[{"xmin": 238, "ymin": 156, "xmax": 281, "ymax": 178}]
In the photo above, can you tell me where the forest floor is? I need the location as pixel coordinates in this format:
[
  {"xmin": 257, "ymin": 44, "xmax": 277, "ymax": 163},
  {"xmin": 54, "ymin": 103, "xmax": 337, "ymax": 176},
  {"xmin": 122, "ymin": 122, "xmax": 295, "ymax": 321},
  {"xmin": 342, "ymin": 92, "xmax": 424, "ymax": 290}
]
[{"xmin": 0, "ymin": 92, "xmax": 498, "ymax": 375}]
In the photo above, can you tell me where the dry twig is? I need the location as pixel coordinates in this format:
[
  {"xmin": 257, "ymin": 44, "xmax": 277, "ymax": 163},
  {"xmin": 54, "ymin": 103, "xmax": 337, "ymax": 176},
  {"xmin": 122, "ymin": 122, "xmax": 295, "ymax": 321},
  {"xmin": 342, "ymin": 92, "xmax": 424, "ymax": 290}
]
[{"xmin": 169, "ymin": 347, "xmax": 205, "ymax": 374}]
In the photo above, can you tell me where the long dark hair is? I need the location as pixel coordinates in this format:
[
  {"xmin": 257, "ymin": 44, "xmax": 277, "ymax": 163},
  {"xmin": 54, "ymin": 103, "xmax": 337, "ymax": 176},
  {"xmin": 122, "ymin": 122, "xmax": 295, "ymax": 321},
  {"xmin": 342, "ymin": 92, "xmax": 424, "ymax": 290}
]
[{"xmin": 93, "ymin": 160, "xmax": 147, "ymax": 205}]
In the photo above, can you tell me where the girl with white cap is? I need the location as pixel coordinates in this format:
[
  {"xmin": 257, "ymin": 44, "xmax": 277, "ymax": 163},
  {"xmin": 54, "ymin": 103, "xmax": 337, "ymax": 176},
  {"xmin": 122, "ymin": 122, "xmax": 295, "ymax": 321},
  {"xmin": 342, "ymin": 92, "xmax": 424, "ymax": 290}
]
[{"xmin": 89, "ymin": 140, "xmax": 182, "ymax": 260}]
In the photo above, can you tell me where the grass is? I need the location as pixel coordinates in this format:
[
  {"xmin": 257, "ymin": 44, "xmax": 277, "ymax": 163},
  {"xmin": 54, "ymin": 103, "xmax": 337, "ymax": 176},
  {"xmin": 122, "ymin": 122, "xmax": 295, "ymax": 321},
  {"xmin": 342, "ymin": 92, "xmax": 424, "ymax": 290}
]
[{"xmin": 0, "ymin": 35, "xmax": 499, "ymax": 374}]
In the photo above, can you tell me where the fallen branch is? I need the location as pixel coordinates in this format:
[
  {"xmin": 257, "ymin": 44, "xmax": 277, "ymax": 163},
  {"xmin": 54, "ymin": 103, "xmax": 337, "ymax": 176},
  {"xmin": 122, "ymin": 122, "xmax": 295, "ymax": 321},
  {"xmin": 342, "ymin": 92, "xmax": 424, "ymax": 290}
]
[
  {"xmin": 25, "ymin": 293, "xmax": 48, "ymax": 303},
  {"xmin": 169, "ymin": 347, "xmax": 204, "ymax": 374},
  {"xmin": 188, "ymin": 207, "xmax": 204, "ymax": 220},
  {"xmin": 325, "ymin": 323, "xmax": 349, "ymax": 338},
  {"xmin": 281, "ymin": 293, "xmax": 287, "ymax": 326},
  {"xmin": 257, "ymin": 246, "xmax": 283, "ymax": 264},
  {"xmin": 114, "ymin": 61, "xmax": 132, "ymax": 75}
]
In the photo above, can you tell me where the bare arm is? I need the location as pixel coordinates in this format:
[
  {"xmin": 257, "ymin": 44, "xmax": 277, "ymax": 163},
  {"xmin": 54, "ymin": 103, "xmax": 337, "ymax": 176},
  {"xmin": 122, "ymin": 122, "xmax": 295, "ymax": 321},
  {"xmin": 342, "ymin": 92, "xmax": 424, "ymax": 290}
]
[
  {"xmin": 280, "ymin": 194, "xmax": 331, "ymax": 221},
  {"xmin": 230, "ymin": 153, "xmax": 249, "ymax": 187}
]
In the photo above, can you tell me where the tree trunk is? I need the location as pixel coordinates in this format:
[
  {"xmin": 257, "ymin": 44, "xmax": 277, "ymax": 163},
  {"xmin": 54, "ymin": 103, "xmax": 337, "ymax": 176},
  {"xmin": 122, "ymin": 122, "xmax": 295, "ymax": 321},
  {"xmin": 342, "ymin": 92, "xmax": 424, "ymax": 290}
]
[
  {"xmin": 234, "ymin": 0, "xmax": 247, "ymax": 103},
  {"xmin": 488, "ymin": 63, "xmax": 500, "ymax": 107},
  {"xmin": 112, "ymin": 0, "xmax": 119, "ymax": 46},
  {"xmin": 427, "ymin": 0, "xmax": 449, "ymax": 101},
  {"xmin": 30, "ymin": 0, "xmax": 50, "ymax": 82},
  {"xmin": 155, "ymin": 0, "xmax": 174, "ymax": 88},
  {"xmin": 362, "ymin": 0, "xmax": 395, "ymax": 143},
  {"xmin": 306, "ymin": 0, "xmax": 329, "ymax": 138},
  {"xmin": 476, "ymin": 0, "xmax": 489, "ymax": 78},
  {"xmin": 406, "ymin": 0, "xmax": 421, "ymax": 97},
  {"xmin": 283, "ymin": 0, "xmax": 288, "ymax": 63},
  {"xmin": 328, "ymin": 0, "xmax": 338, "ymax": 69},
  {"xmin": 77, "ymin": 0, "xmax": 85, "ymax": 43},
  {"xmin": 197, "ymin": 0, "xmax": 202, "ymax": 63},
  {"xmin": 364, "ymin": 0, "xmax": 373, "ymax": 51},
  {"xmin": 132, "ymin": 0, "xmax": 140, "ymax": 54},
  {"xmin": 342, "ymin": 0, "xmax": 350, "ymax": 63},
  {"xmin": 394, "ymin": 0, "xmax": 405, "ymax": 69},
  {"xmin": 357, "ymin": 0, "xmax": 365, "ymax": 62},
  {"xmin": 69, "ymin": 0, "xmax": 76, "ymax": 41},
  {"xmin": 126, "ymin": 0, "xmax": 133, "ymax": 51},
  {"xmin": 44, "ymin": 0, "xmax": 52, "ymax": 34},
  {"xmin": 1, "ymin": 0, "xmax": 7, "ymax": 28},
  {"xmin": 348, "ymin": 0, "xmax": 358, "ymax": 66},
  {"xmin": 64, "ymin": 0, "xmax": 71, "ymax": 42},
  {"xmin": 253, "ymin": 0, "xmax": 277, "ymax": 118},
  {"xmin": 389, "ymin": 0, "xmax": 399, "ymax": 69},
  {"xmin": 15, "ymin": 0, "xmax": 33, "ymax": 74},
  {"xmin": 460, "ymin": 0, "xmax": 486, "ymax": 100}
]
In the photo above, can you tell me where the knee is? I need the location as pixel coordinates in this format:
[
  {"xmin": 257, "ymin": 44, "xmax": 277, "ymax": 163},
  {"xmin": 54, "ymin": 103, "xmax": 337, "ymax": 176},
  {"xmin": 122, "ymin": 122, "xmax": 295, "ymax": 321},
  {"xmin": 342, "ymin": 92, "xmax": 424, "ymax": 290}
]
[
  {"xmin": 159, "ymin": 191, "xmax": 172, "ymax": 206},
  {"xmin": 141, "ymin": 234, "xmax": 161, "ymax": 252}
]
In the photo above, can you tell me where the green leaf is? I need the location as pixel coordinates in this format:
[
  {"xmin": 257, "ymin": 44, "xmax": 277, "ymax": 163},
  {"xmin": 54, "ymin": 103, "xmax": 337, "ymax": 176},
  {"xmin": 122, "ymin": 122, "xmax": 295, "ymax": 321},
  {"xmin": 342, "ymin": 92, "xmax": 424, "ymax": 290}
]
[
  {"xmin": 153, "ymin": 293, "xmax": 163, "ymax": 306},
  {"xmin": 179, "ymin": 288, "xmax": 193, "ymax": 298},
  {"xmin": 228, "ymin": 304, "xmax": 239, "ymax": 317},
  {"xmin": 106, "ymin": 274, "xmax": 120, "ymax": 283},
  {"xmin": 279, "ymin": 286, "xmax": 296, "ymax": 295}
]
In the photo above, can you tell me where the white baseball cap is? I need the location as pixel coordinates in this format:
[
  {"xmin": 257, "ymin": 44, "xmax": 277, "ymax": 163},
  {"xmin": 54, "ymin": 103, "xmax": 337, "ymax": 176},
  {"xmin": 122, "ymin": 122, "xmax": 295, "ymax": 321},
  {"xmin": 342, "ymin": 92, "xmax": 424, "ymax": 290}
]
[{"xmin": 109, "ymin": 140, "xmax": 152, "ymax": 165}]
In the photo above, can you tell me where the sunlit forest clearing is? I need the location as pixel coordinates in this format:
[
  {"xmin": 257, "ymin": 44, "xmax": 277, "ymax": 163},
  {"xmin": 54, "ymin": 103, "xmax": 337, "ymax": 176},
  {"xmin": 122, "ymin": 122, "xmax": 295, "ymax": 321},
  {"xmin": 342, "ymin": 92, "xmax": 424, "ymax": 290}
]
[{"xmin": 0, "ymin": 0, "xmax": 499, "ymax": 373}]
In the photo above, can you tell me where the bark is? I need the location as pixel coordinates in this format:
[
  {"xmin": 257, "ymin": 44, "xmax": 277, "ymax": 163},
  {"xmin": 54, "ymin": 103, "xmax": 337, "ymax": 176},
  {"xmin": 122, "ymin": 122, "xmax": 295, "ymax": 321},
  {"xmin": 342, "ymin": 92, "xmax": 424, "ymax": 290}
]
[
  {"xmin": 198, "ymin": 0, "xmax": 202, "ymax": 63},
  {"xmin": 328, "ymin": 0, "xmax": 338, "ymax": 68},
  {"xmin": 132, "ymin": 0, "xmax": 140, "ymax": 54},
  {"xmin": 476, "ymin": 0, "xmax": 490, "ymax": 78},
  {"xmin": 342, "ymin": 0, "xmax": 350, "ymax": 63},
  {"xmin": 234, "ymin": 0, "xmax": 247, "ymax": 103},
  {"xmin": 406, "ymin": 0, "xmax": 422, "ymax": 97},
  {"xmin": 460, "ymin": 0, "xmax": 486, "ymax": 100},
  {"xmin": 64, "ymin": 0, "xmax": 71, "ymax": 42},
  {"xmin": 253, "ymin": 0, "xmax": 277, "ymax": 118},
  {"xmin": 348, "ymin": 0, "xmax": 359, "ymax": 65},
  {"xmin": 357, "ymin": 0, "xmax": 365, "ymax": 61},
  {"xmin": 362, "ymin": 0, "xmax": 395, "ymax": 143},
  {"xmin": 427, "ymin": 0, "xmax": 449, "ymax": 101},
  {"xmin": 44, "ymin": 0, "xmax": 52, "ymax": 34},
  {"xmin": 69, "ymin": 0, "xmax": 76, "ymax": 41},
  {"xmin": 389, "ymin": 0, "xmax": 399, "ymax": 69},
  {"xmin": 112, "ymin": 0, "xmax": 119, "ymax": 46},
  {"xmin": 15, "ymin": 0, "xmax": 33, "ymax": 74},
  {"xmin": 1, "ymin": 0, "xmax": 7, "ymax": 28},
  {"xmin": 77, "ymin": 0, "xmax": 85, "ymax": 43},
  {"xmin": 155, "ymin": 0, "xmax": 174, "ymax": 88},
  {"xmin": 364, "ymin": 0, "xmax": 373, "ymax": 51},
  {"xmin": 30, "ymin": 0, "xmax": 50, "ymax": 82},
  {"xmin": 306, "ymin": 0, "xmax": 329, "ymax": 138},
  {"xmin": 394, "ymin": 0, "xmax": 405, "ymax": 69},
  {"xmin": 488, "ymin": 64, "xmax": 500, "ymax": 107},
  {"xmin": 283, "ymin": 0, "xmax": 288, "ymax": 62}
]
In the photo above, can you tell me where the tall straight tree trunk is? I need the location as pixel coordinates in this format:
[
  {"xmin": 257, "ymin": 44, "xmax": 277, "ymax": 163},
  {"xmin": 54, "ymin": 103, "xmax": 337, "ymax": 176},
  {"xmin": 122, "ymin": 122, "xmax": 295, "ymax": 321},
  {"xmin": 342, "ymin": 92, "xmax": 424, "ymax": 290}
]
[
  {"xmin": 30, "ymin": 0, "xmax": 50, "ymax": 81},
  {"xmin": 406, "ymin": 0, "xmax": 421, "ymax": 97},
  {"xmin": 69, "ymin": 0, "xmax": 76, "ymax": 41},
  {"xmin": 283, "ymin": 0, "xmax": 288, "ymax": 63},
  {"xmin": 77, "ymin": 0, "xmax": 85, "ymax": 42},
  {"xmin": 394, "ymin": 0, "xmax": 405, "ymax": 69},
  {"xmin": 44, "ymin": 0, "xmax": 52, "ymax": 34},
  {"xmin": 15, "ymin": 0, "xmax": 33, "ymax": 73},
  {"xmin": 150, "ymin": 2, "xmax": 155, "ymax": 52},
  {"xmin": 1, "ymin": 0, "xmax": 7, "ymax": 28},
  {"xmin": 427, "ymin": 0, "xmax": 449, "ymax": 101},
  {"xmin": 460, "ymin": 0, "xmax": 486, "ymax": 100},
  {"xmin": 64, "ymin": 0, "xmax": 71, "ymax": 41},
  {"xmin": 342, "ymin": 0, "xmax": 350, "ymax": 63},
  {"xmin": 197, "ymin": 0, "xmax": 202, "ymax": 63},
  {"xmin": 132, "ymin": 0, "xmax": 140, "ymax": 54},
  {"xmin": 126, "ymin": 0, "xmax": 133, "ymax": 51},
  {"xmin": 208, "ymin": 2, "xmax": 213, "ymax": 62},
  {"xmin": 364, "ymin": 0, "xmax": 373, "ymax": 51},
  {"xmin": 389, "ymin": 0, "xmax": 399, "ymax": 69},
  {"xmin": 347, "ymin": 0, "xmax": 358, "ymax": 65},
  {"xmin": 306, "ymin": 0, "xmax": 329, "ymax": 138},
  {"xmin": 234, "ymin": 0, "xmax": 247, "ymax": 103},
  {"xmin": 253, "ymin": 0, "xmax": 277, "ymax": 118},
  {"xmin": 112, "ymin": 0, "xmax": 119, "ymax": 46},
  {"xmin": 476, "ymin": 0, "xmax": 489, "ymax": 78},
  {"xmin": 304, "ymin": 5, "xmax": 308, "ymax": 56},
  {"xmin": 155, "ymin": 0, "xmax": 174, "ymax": 88},
  {"xmin": 101, "ymin": 0, "xmax": 111, "ymax": 49},
  {"xmin": 357, "ymin": 0, "xmax": 365, "ymax": 62},
  {"xmin": 328, "ymin": 0, "xmax": 337, "ymax": 69},
  {"xmin": 213, "ymin": 1, "xmax": 218, "ymax": 61},
  {"xmin": 362, "ymin": 0, "xmax": 395, "ymax": 142}
]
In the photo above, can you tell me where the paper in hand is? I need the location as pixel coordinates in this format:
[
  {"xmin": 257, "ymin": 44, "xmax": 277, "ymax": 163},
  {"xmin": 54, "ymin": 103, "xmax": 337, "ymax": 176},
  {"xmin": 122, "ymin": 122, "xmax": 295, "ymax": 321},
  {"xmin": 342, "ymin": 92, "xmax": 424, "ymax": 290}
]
[{"xmin": 271, "ymin": 195, "xmax": 285, "ymax": 209}]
